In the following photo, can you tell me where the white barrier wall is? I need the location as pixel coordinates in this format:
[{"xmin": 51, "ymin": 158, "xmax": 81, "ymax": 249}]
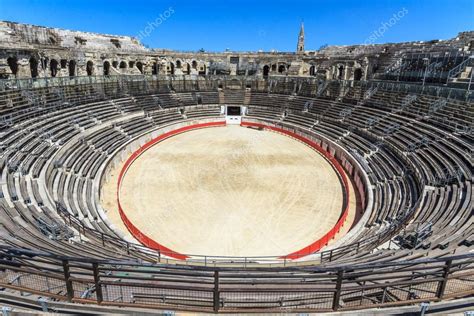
[{"xmin": 226, "ymin": 116, "xmax": 241, "ymax": 124}]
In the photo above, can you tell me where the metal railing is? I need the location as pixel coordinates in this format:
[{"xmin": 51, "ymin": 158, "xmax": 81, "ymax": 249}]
[
  {"xmin": 1, "ymin": 75, "xmax": 471, "ymax": 100},
  {"xmin": 447, "ymin": 55, "xmax": 474, "ymax": 79},
  {"xmin": 0, "ymin": 246, "xmax": 472, "ymax": 313}
]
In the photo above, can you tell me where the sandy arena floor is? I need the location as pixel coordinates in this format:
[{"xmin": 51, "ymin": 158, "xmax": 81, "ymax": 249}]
[{"xmin": 102, "ymin": 125, "xmax": 352, "ymax": 257}]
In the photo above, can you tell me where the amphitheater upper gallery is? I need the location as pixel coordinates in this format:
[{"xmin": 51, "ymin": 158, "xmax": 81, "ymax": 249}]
[{"xmin": 0, "ymin": 20, "xmax": 472, "ymax": 314}]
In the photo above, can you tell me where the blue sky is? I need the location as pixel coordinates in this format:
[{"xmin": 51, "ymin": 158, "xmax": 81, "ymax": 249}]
[{"xmin": 0, "ymin": 0, "xmax": 473, "ymax": 52}]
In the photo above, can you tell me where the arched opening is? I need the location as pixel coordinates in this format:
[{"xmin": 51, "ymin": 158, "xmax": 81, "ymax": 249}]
[
  {"xmin": 278, "ymin": 64, "xmax": 286, "ymax": 73},
  {"xmin": 176, "ymin": 60, "xmax": 182, "ymax": 68},
  {"xmin": 198, "ymin": 64, "xmax": 206, "ymax": 75},
  {"xmin": 192, "ymin": 60, "xmax": 197, "ymax": 69},
  {"xmin": 7, "ymin": 57, "xmax": 18, "ymax": 77},
  {"xmin": 119, "ymin": 61, "xmax": 127, "ymax": 69},
  {"xmin": 136, "ymin": 62, "xmax": 143, "ymax": 73},
  {"xmin": 263, "ymin": 65, "xmax": 270, "ymax": 77},
  {"xmin": 68, "ymin": 60, "xmax": 76, "ymax": 76},
  {"xmin": 354, "ymin": 68, "xmax": 363, "ymax": 81},
  {"xmin": 60, "ymin": 59, "xmax": 67, "ymax": 69},
  {"xmin": 29, "ymin": 57, "xmax": 38, "ymax": 78},
  {"xmin": 86, "ymin": 61, "xmax": 94, "ymax": 76},
  {"xmin": 271, "ymin": 64, "xmax": 277, "ymax": 72},
  {"xmin": 128, "ymin": 61, "xmax": 135, "ymax": 68},
  {"xmin": 309, "ymin": 65, "xmax": 316, "ymax": 76},
  {"xmin": 50, "ymin": 59, "xmax": 59, "ymax": 77},
  {"xmin": 112, "ymin": 61, "xmax": 118, "ymax": 68},
  {"xmin": 337, "ymin": 65, "xmax": 344, "ymax": 80},
  {"xmin": 169, "ymin": 62, "xmax": 175, "ymax": 75},
  {"xmin": 152, "ymin": 62, "xmax": 158, "ymax": 75},
  {"xmin": 185, "ymin": 63, "xmax": 190, "ymax": 75},
  {"xmin": 103, "ymin": 61, "xmax": 110, "ymax": 76}
]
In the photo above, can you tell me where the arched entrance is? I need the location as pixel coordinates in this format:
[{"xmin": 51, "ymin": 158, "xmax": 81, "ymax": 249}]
[
  {"xmin": 263, "ymin": 65, "xmax": 270, "ymax": 77},
  {"xmin": 68, "ymin": 60, "xmax": 76, "ymax": 76},
  {"xmin": 169, "ymin": 62, "xmax": 175, "ymax": 75},
  {"xmin": 136, "ymin": 62, "xmax": 143, "ymax": 74},
  {"xmin": 29, "ymin": 57, "xmax": 38, "ymax": 78},
  {"xmin": 103, "ymin": 61, "xmax": 110, "ymax": 76},
  {"xmin": 278, "ymin": 65, "xmax": 286, "ymax": 73},
  {"xmin": 50, "ymin": 59, "xmax": 59, "ymax": 77},
  {"xmin": 354, "ymin": 68, "xmax": 363, "ymax": 81},
  {"xmin": 337, "ymin": 65, "xmax": 344, "ymax": 80},
  {"xmin": 198, "ymin": 64, "xmax": 206, "ymax": 75},
  {"xmin": 119, "ymin": 61, "xmax": 127, "ymax": 71},
  {"xmin": 152, "ymin": 62, "xmax": 159, "ymax": 75},
  {"xmin": 86, "ymin": 61, "xmax": 94, "ymax": 76},
  {"xmin": 7, "ymin": 57, "xmax": 18, "ymax": 77}
]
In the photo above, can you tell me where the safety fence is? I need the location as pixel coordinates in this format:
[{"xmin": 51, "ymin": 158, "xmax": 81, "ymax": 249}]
[
  {"xmin": 0, "ymin": 246, "xmax": 472, "ymax": 313},
  {"xmin": 0, "ymin": 75, "xmax": 471, "ymax": 100}
]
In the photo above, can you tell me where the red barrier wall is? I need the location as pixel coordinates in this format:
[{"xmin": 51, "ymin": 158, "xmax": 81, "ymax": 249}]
[
  {"xmin": 241, "ymin": 122, "xmax": 350, "ymax": 260},
  {"xmin": 117, "ymin": 120, "xmax": 350, "ymax": 261},
  {"xmin": 117, "ymin": 121, "xmax": 226, "ymax": 260}
]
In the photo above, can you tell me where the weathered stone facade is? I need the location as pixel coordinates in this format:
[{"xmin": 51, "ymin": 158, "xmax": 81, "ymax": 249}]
[{"xmin": 0, "ymin": 21, "xmax": 472, "ymax": 82}]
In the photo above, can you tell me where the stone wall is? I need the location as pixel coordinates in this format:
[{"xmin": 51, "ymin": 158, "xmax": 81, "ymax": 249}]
[{"xmin": 0, "ymin": 21, "xmax": 472, "ymax": 81}]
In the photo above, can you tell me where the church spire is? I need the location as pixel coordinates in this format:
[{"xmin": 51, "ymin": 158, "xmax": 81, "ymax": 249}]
[{"xmin": 297, "ymin": 22, "xmax": 305, "ymax": 54}]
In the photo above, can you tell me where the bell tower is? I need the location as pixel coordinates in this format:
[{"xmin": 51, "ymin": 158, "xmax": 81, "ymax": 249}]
[{"xmin": 297, "ymin": 22, "xmax": 305, "ymax": 54}]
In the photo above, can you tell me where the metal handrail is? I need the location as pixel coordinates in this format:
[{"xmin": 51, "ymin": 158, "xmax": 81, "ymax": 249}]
[
  {"xmin": 447, "ymin": 55, "xmax": 474, "ymax": 79},
  {"xmin": 0, "ymin": 245, "xmax": 472, "ymax": 313}
]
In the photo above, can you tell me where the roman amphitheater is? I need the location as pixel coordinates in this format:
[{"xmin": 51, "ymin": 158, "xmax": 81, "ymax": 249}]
[{"xmin": 0, "ymin": 21, "xmax": 472, "ymax": 314}]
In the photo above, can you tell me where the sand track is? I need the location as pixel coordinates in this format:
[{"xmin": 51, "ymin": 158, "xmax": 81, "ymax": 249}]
[{"xmin": 102, "ymin": 125, "xmax": 351, "ymax": 257}]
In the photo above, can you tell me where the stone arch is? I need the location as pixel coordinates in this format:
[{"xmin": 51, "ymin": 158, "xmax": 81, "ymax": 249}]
[
  {"xmin": 86, "ymin": 61, "xmax": 94, "ymax": 76},
  {"xmin": 112, "ymin": 61, "xmax": 118, "ymax": 68},
  {"xmin": 103, "ymin": 61, "xmax": 111, "ymax": 76},
  {"xmin": 263, "ymin": 65, "xmax": 270, "ymax": 77},
  {"xmin": 136, "ymin": 61, "xmax": 143, "ymax": 73},
  {"xmin": 185, "ymin": 63, "xmax": 190, "ymax": 75},
  {"xmin": 50, "ymin": 59, "xmax": 59, "ymax": 77},
  {"xmin": 7, "ymin": 56, "xmax": 18, "ymax": 77},
  {"xmin": 354, "ymin": 68, "xmax": 363, "ymax": 81},
  {"xmin": 169, "ymin": 62, "xmax": 175, "ymax": 75},
  {"xmin": 192, "ymin": 60, "xmax": 198, "ymax": 69},
  {"xmin": 337, "ymin": 65, "xmax": 344, "ymax": 80},
  {"xmin": 278, "ymin": 64, "xmax": 286, "ymax": 73},
  {"xmin": 198, "ymin": 64, "xmax": 206, "ymax": 75},
  {"xmin": 68, "ymin": 60, "xmax": 76, "ymax": 76},
  {"xmin": 119, "ymin": 61, "xmax": 127, "ymax": 69},
  {"xmin": 176, "ymin": 60, "xmax": 182, "ymax": 68},
  {"xmin": 152, "ymin": 62, "xmax": 159, "ymax": 75},
  {"xmin": 309, "ymin": 65, "xmax": 316, "ymax": 76},
  {"xmin": 29, "ymin": 57, "xmax": 39, "ymax": 78}
]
